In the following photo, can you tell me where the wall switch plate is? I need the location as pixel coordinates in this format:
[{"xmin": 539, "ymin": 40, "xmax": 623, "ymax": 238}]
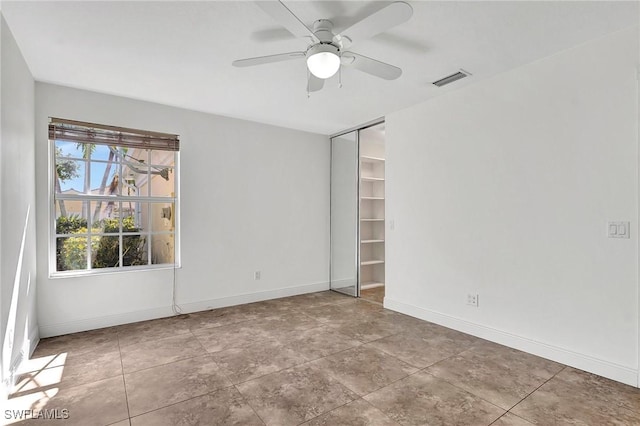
[
  {"xmin": 608, "ymin": 222, "xmax": 630, "ymax": 239},
  {"xmin": 467, "ymin": 294, "xmax": 479, "ymax": 307},
  {"xmin": 254, "ymin": 271, "xmax": 261, "ymax": 280},
  {"xmin": 389, "ymin": 220, "xmax": 395, "ymax": 230}
]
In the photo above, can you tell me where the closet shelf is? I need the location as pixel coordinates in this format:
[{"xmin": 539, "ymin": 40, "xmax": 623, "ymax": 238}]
[
  {"xmin": 361, "ymin": 176, "xmax": 385, "ymax": 182},
  {"xmin": 361, "ymin": 281, "xmax": 385, "ymax": 289},
  {"xmin": 361, "ymin": 260, "xmax": 385, "ymax": 266},
  {"xmin": 361, "ymin": 155, "xmax": 385, "ymax": 163},
  {"xmin": 361, "ymin": 196, "xmax": 385, "ymax": 200},
  {"xmin": 360, "ymin": 218, "xmax": 384, "ymax": 222},
  {"xmin": 361, "ymin": 239, "xmax": 385, "ymax": 244}
]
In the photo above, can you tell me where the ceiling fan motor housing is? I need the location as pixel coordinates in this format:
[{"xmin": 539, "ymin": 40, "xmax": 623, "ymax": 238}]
[
  {"xmin": 306, "ymin": 43, "xmax": 339, "ymax": 59},
  {"xmin": 312, "ymin": 19, "xmax": 336, "ymax": 44}
]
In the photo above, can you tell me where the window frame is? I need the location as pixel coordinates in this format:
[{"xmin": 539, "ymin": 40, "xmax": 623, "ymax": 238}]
[{"xmin": 49, "ymin": 122, "xmax": 181, "ymax": 277}]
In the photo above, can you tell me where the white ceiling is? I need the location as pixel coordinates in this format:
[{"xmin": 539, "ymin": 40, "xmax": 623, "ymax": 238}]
[{"xmin": 2, "ymin": 1, "xmax": 638, "ymax": 135}]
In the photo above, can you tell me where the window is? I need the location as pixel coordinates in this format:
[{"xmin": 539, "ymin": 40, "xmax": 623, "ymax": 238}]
[{"xmin": 50, "ymin": 118, "xmax": 179, "ymax": 274}]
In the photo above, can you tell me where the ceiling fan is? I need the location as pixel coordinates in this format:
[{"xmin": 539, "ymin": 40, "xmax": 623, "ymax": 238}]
[{"xmin": 232, "ymin": 1, "xmax": 414, "ymax": 92}]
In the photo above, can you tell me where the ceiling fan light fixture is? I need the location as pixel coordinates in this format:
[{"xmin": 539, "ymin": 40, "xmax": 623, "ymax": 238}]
[{"xmin": 306, "ymin": 44, "xmax": 340, "ymax": 79}]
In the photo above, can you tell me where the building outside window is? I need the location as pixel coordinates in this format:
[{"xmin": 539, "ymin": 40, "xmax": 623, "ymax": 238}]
[{"xmin": 50, "ymin": 118, "xmax": 179, "ymax": 275}]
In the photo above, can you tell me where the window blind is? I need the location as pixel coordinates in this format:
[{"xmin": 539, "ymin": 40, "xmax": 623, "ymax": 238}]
[{"xmin": 49, "ymin": 117, "xmax": 180, "ymax": 152}]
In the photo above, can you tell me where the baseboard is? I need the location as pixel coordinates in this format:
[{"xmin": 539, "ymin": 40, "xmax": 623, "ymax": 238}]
[
  {"xmin": 328, "ymin": 279, "xmax": 356, "ymax": 293},
  {"xmin": 39, "ymin": 281, "xmax": 330, "ymax": 338},
  {"xmin": 2, "ymin": 325, "xmax": 41, "ymax": 401},
  {"xmin": 179, "ymin": 281, "xmax": 330, "ymax": 313},
  {"xmin": 28, "ymin": 325, "xmax": 40, "ymax": 356},
  {"xmin": 384, "ymin": 298, "xmax": 639, "ymax": 388},
  {"xmin": 2, "ymin": 351, "xmax": 25, "ymax": 398},
  {"xmin": 361, "ymin": 283, "xmax": 384, "ymax": 290},
  {"xmin": 39, "ymin": 305, "xmax": 174, "ymax": 338}
]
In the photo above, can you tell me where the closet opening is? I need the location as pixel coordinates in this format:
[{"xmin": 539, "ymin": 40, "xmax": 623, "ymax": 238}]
[
  {"xmin": 358, "ymin": 122, "xmax": 386, "ymax": 304},
  {"xmin": 329, "ymin": 120, "xmax": 386, "ymax": 304}
]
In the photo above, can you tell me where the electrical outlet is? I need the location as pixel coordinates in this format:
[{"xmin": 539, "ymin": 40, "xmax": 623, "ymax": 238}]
[
  {"xmin": 467, "ymin": 293, "xmax": 479, "ymax": 307},
  {"xmin": 254, "ymin": 271, "xmax": 261, "ymax": 280},
  {"xmin": 608, "ymin": 221, "xmax": 630, "ymax": 238}
]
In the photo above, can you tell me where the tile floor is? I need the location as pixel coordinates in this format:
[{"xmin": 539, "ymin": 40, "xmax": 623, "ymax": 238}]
[
  {"xmin": 7, "ymin": 291, "xmax": 640, "ymax": 425},
  {"xmin": 360, "ymin": 286, "xmax": 385, "ymax": 304}
]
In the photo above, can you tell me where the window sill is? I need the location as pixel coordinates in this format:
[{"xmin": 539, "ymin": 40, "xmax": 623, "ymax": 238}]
[{"xmin": 49, "ymin": 263, "xmax": 182, "ymax": 279}]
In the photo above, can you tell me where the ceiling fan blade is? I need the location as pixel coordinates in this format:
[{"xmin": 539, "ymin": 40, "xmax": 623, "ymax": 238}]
[
  {"xmin": 255, "ymin": 1, "xmax": 319, "ymax": 42},
  {"xmin": 232, "ymin": 52, "xmax": 305, "ymax": 67},
  {"xmin": 308, "ymin": 74, "xmax": 324, "ymax": 92},
  {"xmin": 339, "ymin": 2, "xmax": 413, "ymax": 46},
  {"xmin": 342, "ymin": 52, "xmax": 402, "ymax": 80}
]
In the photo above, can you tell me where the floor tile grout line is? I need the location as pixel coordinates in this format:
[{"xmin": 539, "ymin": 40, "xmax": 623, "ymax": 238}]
[
  {"xmin": 487, "ymin": 411, "xmax": 515, "ymax": 425},
  {"xmin": 415, "ymin": 363, "xmax": 569, "ymax": 423},
  {"xmin": 206, "ymin": 350, "xmax": 243, "ymax": 395},
  {"xmin": 227, "ymin": 338, "xmax": 377, "ymax": 389},
  {"xmin": 359, "ymin": 335, "xmax": 476, "ymax": 371},
  {"xmin": 116, "ymin": 328, "xmax": 193, "ymax": 348},
  {"xmin": 230, "ymin": 360, "xmax": 364, "ymax": 425},
  {"xmin": 297, "ymin": 399, "xmax": 355, "ymax": 425},
  {"xmin": 197, "ymin": 317, "xmax": 377, "ymax": 379},
  {"xmin": 116, "ymin": 332, "xmax": 132, "ymax": 423},
  {"xmin": 415, "ymin": 369, "xmax": 511, "ymax": 413},
  {"xmin": 17, "ymin": 338, "xmax": 125, "ymax": 396},
  {"xmin": 186, "ymin": 308, "xmax": 330, "ymax": 336},
  {"xmin": 488, "ymin": 410, "xmax": 533, "ymax": 426},
  {"xmin": 123, "ymin": 350, "xmax": 213, "ymax": 375},
  {"xmin": 349, "ymin": 366, "xmax": 446, "ymax": 419},
  {"xmin": 306, "ymin": 345, "xmax": 426, "ymax": 399},
  {"xmin": 358, "ymin": 367, "xmax": 427, "ymax": 400},
  {"xmin": 188, "ymin": 316, "xmax": 272, "ymax": 334},
  {"xmin": 8, "ymin": 370, "xmax": 127, "ymax": 399},
  {"xmin": 196, "ymin": 321, "xmax": 329, "ymax": 358},
  {"xmin": 232, "ymin": 384, "xmax": 268, "ymax": 426},
  {"xmin": 294, "ymin": 395, "xmax": 363, "ymax": 425},
  {"xmin": 120, "ymin": 328, "xmax": 208, "ymax": 375},
  {"xmin": 229, "ymin": 355, "xmax": 312, "ymax": 387},
  {"xmin": 413, "ymin": 338, "xmax": 491, "ymax": 371},
  {"xmin": 543, "ymin": 367, "xmax": 640, "ymax": 417},
  {"xmin": 354, "ymin": 341, "xmax": 424, "ymax": 372},
  {"xmin": 359, "ymin": 397, "xmax": 405, "ymax": 425},
  {"xmin": 301, "ymin": 337, "xmax": 375, "ymax": 362},
  {"xmin": 126, "ymin": 384, "xmax": 237, "ymax": 420},
  {"xmin": 501, "ymin": 365, "xmax": 568, "ymax": 422},
  {"xmin": 118, "ymin": 327, "xmax": 203, "ymax": 351}
]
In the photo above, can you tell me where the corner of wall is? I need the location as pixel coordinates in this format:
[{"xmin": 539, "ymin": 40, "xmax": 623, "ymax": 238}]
[{"xmin": 1, "ymin": 10, "xmax": 38, "ymax": 399}]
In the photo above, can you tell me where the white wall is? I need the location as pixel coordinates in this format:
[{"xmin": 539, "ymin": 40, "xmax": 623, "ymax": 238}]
[
  {"xmin": 35, "ymin": 83, "xmax": 330, "ymax": 337},
  {"xmin": 385, "ymin": 27, "xmax": 640, "ymax": 386},
  {"xmin": 1, "ymin": 14, "xmax": 37, "ymax": 397}
]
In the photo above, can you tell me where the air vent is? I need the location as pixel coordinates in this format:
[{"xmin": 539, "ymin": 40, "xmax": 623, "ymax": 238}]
[{"xmin": 432, "ymin": 70, "xmax": 470, "ymax": 87}]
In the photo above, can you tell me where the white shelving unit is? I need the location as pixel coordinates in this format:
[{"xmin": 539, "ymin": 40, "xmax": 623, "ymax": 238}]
[{"xmin": 359, "ymin": 127, "xmax": 385, "ymax": 293}]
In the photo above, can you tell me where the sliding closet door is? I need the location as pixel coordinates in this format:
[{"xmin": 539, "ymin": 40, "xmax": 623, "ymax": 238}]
[{"xmin": 330, "ymin": 131, "xmax": 359, "ymax": 297}]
